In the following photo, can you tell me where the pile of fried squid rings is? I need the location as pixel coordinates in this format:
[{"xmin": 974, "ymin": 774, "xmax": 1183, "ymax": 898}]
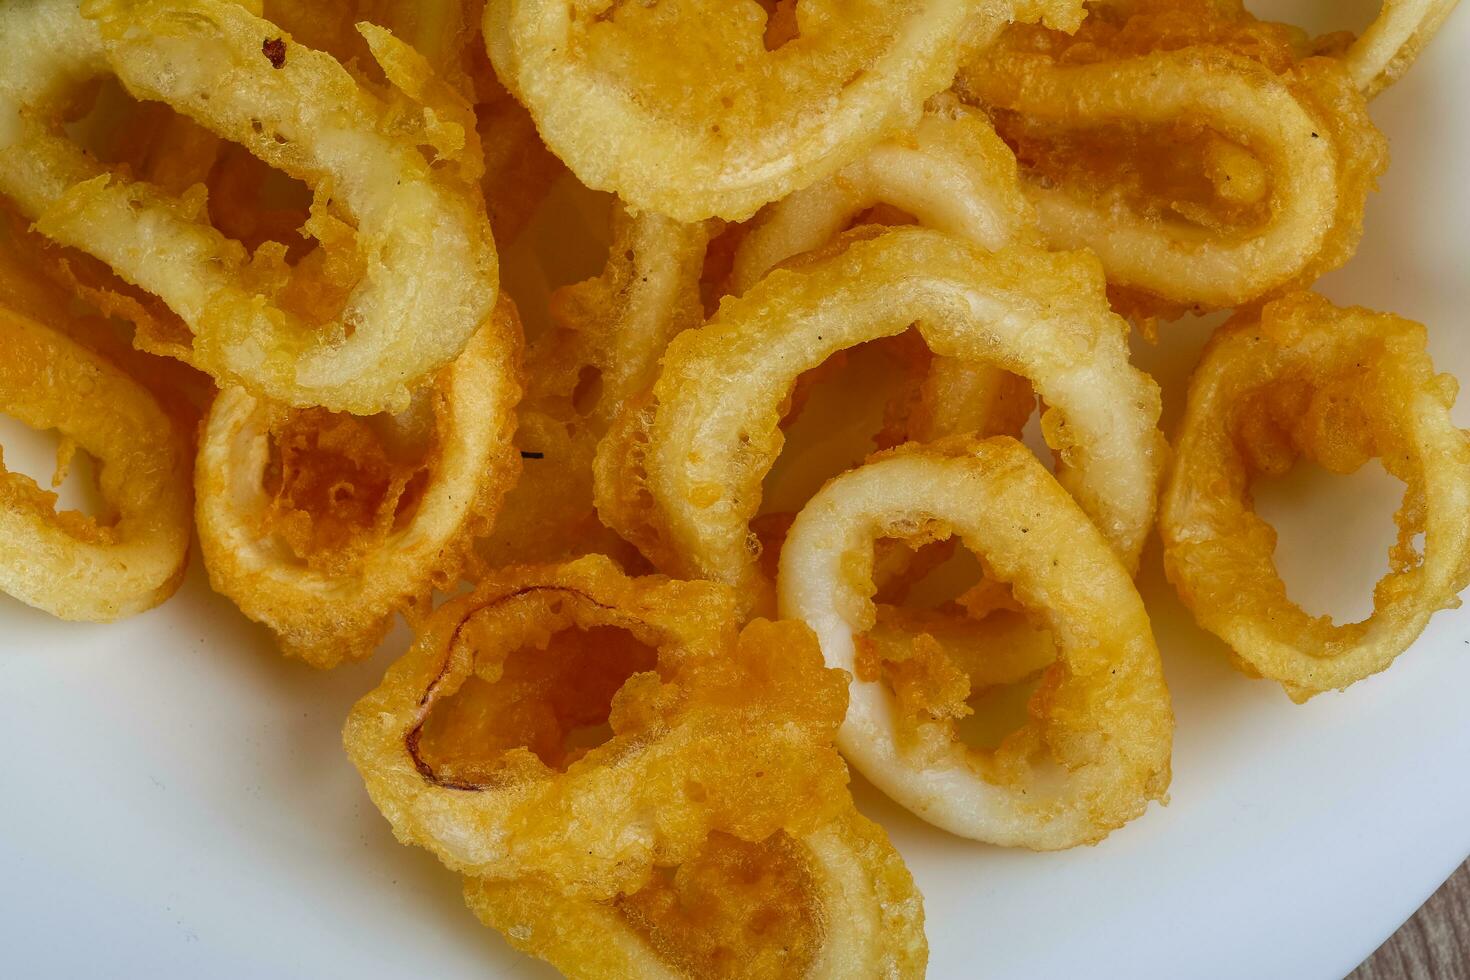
[{"xmin": 1, "ymin": 0, "xmax": 1465, "ymax": 975}]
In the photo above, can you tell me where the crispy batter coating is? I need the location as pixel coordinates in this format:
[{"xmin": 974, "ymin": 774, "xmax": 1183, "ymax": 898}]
[
  {"xmin": 275, "ymin": 0, "xmax": 568, "ymax": 244},
  {"xmin": 464, "ymin": 805, "xmax": 926, "ymax": 979},
  {"xmin": 1161, "ymin": 293, "xmax": 1470, "ymax": 701},
  {"xmin": 780, "ymin": 437, "xmax": 1173, "ymax": 848},
  {"xmin": 866, "ymin": 604, "xmax": 1057, "ymax": 696},
  {"xmin": 196, "ymin": 297, "xmax": 522, "ymax": 668},
  {"xmin": 343, "ymin": 555, "xmax": 851, "ymax": 898},
  {"xmin": 0, "ymin": 0, "xmax": 497, "ymax": 413},
  {"xmin": 0, "ymin": 303, "xmax": 192, "ymax": 620},
  {"xmin": 959, "ymin": 0, "xmax": 1388, "ymax": 321},
  {"xmin": 0, "ymin": 211, "xmax": 215, "ymax": 427},
  {"xmin": 263, "ymin": 0, "xmax": 482, "ymax": 76},
  {"xmin": 595, "ymin": 227, "xmax": 1165, "ymax": 616},
  {"xmin": 483, "ymin": 0, "xmax": 1086, "ymax": 220}
]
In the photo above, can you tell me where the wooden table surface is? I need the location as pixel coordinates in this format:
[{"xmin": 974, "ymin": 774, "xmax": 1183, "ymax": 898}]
[{"xmin": 1350, "ymin": 860, "xmax": 1470, "ymax": 979}]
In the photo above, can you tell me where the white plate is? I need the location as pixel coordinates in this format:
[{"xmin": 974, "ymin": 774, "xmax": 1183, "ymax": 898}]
[{"xmin": 1, "ymin": 5, "xmax": 1467, "ymax": 978}]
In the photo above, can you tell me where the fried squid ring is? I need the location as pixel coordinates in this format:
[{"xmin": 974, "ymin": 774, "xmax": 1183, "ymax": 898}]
[
  {"xmin": 1161, "ymin": 293, "xmax": 1470, "ymax": 702},
  {"xmin": 343, "ymin": 555, "xmax": 850, "ymax": 898},
  {"xmin": 595, "ymin": 227, "xmax": 1166, "ymax": 614},
  {"xmin": 728, "ymin": 96, "xmax": 1039, "ymax": 453},
  {"xmin": 1338, "ymin": 0, "xmax": 1461, "ymax": 98},
  {"xmin": 0, "ymin": 304, "xmax": 190, "ymax": 620},
  {"xmin": 482, "ymin": 0, "xmax": 1087, "ymax": 221},
  {"xmin": 196, "ymin": 298, "xmax": 522, "ymax": 668},
  {"xmin": 959, "ymin": 6, "xmax": 1387, "ymax": 318},
  {"xmin": 481, "ymin": 208, "xmax": 717, "ymax": 568},
  {"xmin": 779, "ymin": 438, "xmax": 1173, "ymax": 848},
  {"xmin": 0, "ymin": 0, "xmax": 497, "ymax": 414},
  {"xmin": 464, "ymin": 805, "xmax": 926, "ymax": 979}
]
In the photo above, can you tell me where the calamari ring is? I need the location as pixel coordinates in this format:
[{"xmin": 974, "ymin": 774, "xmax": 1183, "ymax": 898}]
[
  {"xmin": 1339, "ymin": 0, "xmax": 1461, "ymax": 98},
  {"xmin": 343, "ymin": 554, "xmax": 850, "ymax": 898},
  {"xmin": 594, "ymin": 227, "xmax": 1166, "ymax": 614},
  {"xmin": 0, "ymin": 0, "xmax": 497, "ymax": 414},
  {"xmin": 729, "ymin": 96, "xmax": 1039, "ymax": 451},
  {"xmin": 196, "ymin": 297, "xmax": 523, "ymax": 669},
  {"xmin": 464, "ymin": 805, "xmax": 926, "ymax": 980},
  {"xmin": 960, "ymin": 18, "xmax": 1387, "ymax": 316},
  {"xmin": 482, "ymin": 0, "xmax": 1087, "ymax": 222},
  {"xmin": 1161, "ymin": 293, "xmax": 1470, "ymax": 702},
  {"xmin": 779, "ymin": 437, "xmax": 1173, "ymax": 848},
  {"xmin": 0, "ymin": 303, "xmax": 191, "ymax": 621},
  {"xmin": 480, "ymin": 207, "xmax": 717, "ymax": 568}
]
